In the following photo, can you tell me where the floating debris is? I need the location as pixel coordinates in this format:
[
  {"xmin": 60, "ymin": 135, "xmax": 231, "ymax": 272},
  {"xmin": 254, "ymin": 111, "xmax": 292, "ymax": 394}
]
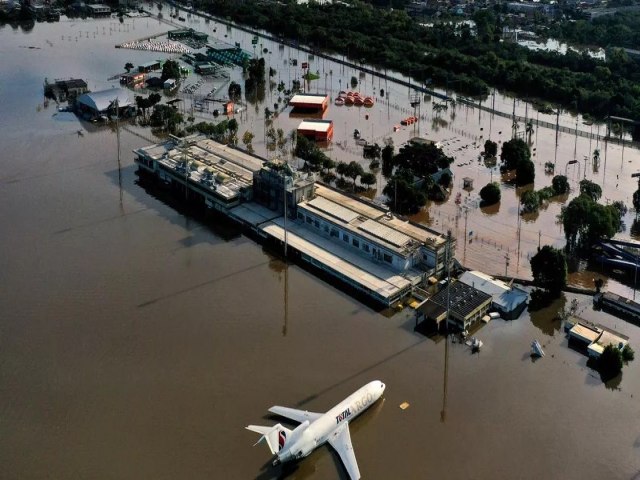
[{"xmin": 399, "ymin": 402, "xmax": 410, "ymax": 410}]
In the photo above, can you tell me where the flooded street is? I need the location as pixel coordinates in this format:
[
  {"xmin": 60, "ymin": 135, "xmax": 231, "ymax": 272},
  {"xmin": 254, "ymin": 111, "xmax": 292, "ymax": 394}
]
[{"xmin": 1, "ymin": 13, "xmax": 640, "ymax": 480}]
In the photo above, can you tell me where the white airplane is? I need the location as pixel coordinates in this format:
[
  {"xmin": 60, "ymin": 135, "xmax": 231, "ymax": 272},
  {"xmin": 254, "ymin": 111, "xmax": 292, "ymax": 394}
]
[{"xmin": 246, "ymin": 380, "xmax": 386, "ymax": 480}]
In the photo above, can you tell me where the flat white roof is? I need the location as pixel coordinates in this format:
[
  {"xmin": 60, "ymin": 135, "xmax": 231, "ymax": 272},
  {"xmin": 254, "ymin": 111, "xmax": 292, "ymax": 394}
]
[
  {"xmin": 358, "ymin": 219, "xmax": 411, "ymax": 248},
  {"xmin": 261, "ymin": 218, "xmax": 413, "ymax": 300},
  {"xmin": 290, "ymin": 94, "xmax": 328, "ymax": 105},
  {"xmin": 306, "ymin": 196, "xmax": 359, "ymax": 224},
  {"xmin": 297, "ymin": 120, "xmax": 332, "ymax": 132},
  {"xmin": 569, "ymin": 323, "xmax": 602, "ymax": 343}
]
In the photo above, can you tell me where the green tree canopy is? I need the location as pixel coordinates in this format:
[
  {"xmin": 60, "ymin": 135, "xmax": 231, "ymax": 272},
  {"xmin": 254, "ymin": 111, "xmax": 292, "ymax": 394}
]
[
  {"xmin": 552, "ymin": 175, "xmax": 570, "ymax": 195},
  {"xmin": 516, "ymin": 158, "xmax": 536, "ymax": 186},
  {"xmin": 383, "ymin": 168, "xmax": 426, "ymax": 215},
  {"xmin": 484, "ymin": 139, "xmax": 498, "ymax": 157},
  {"xmin": 479, "ymin": 182, "xmax": 501, "ymax": 206},
  {"xmin": 161, "ymin": 60, "xmax": 181, "ymax": 81},
  {"xmin": 579, "ymin": 179, "xmax": 602, "ymax": 202},
  {"xmin": 500, "ymin": 138, "xmax": 531, "ymax": 171},
  {"xmin": 561, "ymin": 195, "xmax": 620, "ymax": 250},
  {"xmin": 530, "ymin": 245, "xmax": 567, "ymax": 296}
]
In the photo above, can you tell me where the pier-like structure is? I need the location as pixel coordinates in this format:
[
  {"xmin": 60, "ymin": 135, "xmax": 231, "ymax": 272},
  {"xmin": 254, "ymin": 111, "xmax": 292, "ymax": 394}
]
[{"xmin": 134, "ymin": 135, "xmax": 454, "ymax": 307}]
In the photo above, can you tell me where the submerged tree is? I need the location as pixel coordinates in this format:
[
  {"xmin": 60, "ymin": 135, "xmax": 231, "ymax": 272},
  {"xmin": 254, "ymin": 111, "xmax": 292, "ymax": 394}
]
[{"xmin": 530, "ymin": 245, "xmax": 567, "ymax": 297}]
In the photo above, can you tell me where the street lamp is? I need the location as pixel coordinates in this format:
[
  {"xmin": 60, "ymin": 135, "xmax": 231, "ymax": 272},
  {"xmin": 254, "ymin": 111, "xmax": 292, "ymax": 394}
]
[{"xmin": 565, "ymin": 159, "xmax": 580, "ymax": 179}]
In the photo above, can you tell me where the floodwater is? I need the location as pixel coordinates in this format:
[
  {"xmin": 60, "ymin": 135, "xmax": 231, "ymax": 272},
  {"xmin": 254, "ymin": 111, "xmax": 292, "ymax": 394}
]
[{"xmin": 1, "ymin": 13, "xmax": 640, "ymax": 480}]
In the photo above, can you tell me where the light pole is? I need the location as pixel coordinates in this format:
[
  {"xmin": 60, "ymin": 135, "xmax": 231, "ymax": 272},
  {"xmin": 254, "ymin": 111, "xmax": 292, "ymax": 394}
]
[{"xmin": 565, "ymin": 159, "xmax": 580, "ymax": 180}]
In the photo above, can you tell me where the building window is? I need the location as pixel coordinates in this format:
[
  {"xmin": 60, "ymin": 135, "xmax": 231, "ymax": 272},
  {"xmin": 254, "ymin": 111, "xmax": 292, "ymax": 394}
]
[
  {"xmin": 306, "ymin": 216, "xmax": 313, "ymax": 224},
  {"xmin": 343, "ymin": 233, "xmax": 349, "ymax": 242},
  {"xmin": 383, "ymin": 253, "xmax": 393, "ymax": 264},
  {"xmin": 330, "ymin": 228, "xmax": 339, "ymax": 237},
  {"xmin": 297, "ymin": 212, "xmax": 304, "ymax": 220},
  {"xmin": 363, "ymin": 243, "xmax": 370, "ymax": 253},
  {"xmin": 352, "ymin": 238, "xmax": 359, "ymax": 248},
  {"xmin": 323, "ymin": 224, "xmax": 329, "ymax": 233},
  {"xmin": 314, "ymin": 220, "xmax": 320, "ymax": 228}
]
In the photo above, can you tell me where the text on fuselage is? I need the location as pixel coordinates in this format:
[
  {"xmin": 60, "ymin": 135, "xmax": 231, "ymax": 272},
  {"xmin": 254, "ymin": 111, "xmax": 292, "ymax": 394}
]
[{"xmin": 335, "ymin": 408, "xmax": 351, "ymax": 424}]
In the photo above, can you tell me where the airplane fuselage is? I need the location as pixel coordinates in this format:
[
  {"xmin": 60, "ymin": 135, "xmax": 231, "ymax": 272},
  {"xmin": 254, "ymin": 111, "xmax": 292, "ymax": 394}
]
[{"xmin": 276, "ymin": 380, "xmax": 385, "ymax": 464}]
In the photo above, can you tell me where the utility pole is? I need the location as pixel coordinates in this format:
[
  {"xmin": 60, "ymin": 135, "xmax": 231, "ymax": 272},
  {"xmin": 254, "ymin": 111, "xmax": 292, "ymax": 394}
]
[
  {"xmin": 445, "ymin": 230, "xmax": 452, "ymax": 334},
  {"xmin": 505, "ymin": 252, "xmax": 510, "ymax": 277},
  {"xmin": 538, "ymin": 230, "xmax": 541, "ymax": 251},
  {"xmin": 463, "ymin": 207, "xmax": 469, "ymax": 266}
]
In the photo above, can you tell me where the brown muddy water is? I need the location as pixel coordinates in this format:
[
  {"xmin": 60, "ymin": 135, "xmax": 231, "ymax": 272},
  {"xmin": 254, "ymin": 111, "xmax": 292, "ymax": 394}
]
[{"xmin": 1, "ymin": 14, "xmax": 640, "ymax": 480}]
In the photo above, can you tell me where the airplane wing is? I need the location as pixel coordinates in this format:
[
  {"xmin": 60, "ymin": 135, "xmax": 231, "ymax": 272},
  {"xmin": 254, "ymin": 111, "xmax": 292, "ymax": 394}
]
[
  {"xmin": 328, "ymin": 423, "xmax": 360, "ymax": 480},
  {"xmin": 268, "ymin": 406, "xmax": 323, "ymax": 424}
]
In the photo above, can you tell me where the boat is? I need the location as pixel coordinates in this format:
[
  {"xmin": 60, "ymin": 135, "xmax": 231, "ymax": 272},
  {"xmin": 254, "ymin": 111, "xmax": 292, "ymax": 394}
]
[
  {"xmin": 338, "ymin": 90, "xmax": 347, "ymax": 98},
  {"xmin": 354, "ymin": 96, "xmax": 364, "ymax": 106},
  {"xmin": 345, "ymin": 96, "xmax": 354, "ymax": 106},
  {"xmin": 334, "ymin": 97, "xmax": 345, "ymax": 106},
  {"xmin": 531, "ymin": 340, "xmax": 545, "ymax": 357},
  {"xmin": 363, "ymin": 96, "xmax": 374, "ymax": 107}
]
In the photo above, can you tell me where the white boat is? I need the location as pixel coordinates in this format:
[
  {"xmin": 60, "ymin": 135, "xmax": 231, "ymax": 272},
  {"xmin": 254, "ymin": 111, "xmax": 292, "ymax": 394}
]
[{"xmin": 531, "ymin": 340, "xmax": 545, "ymax": 357}]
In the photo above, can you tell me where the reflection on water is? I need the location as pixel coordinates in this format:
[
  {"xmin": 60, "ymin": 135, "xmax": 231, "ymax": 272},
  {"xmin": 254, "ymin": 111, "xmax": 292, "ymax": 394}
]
[
  {"xmin": 529, "ymin": 294, "xmax": 566, "ymax": 337},
  {"xmin": 2, "ymin": 13, "xmax": 640, "ymax": 480}
]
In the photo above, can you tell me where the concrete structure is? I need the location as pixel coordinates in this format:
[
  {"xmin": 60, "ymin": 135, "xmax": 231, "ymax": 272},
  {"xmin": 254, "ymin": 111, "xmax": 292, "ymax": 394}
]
[
  {"xmin": 168, "ymin": 28, "xmax": 208, "ymax": 42},
  {"xmin": 134, "ymin": 135, "xmax": 260, "ymax": 212},
  {"xmin": 289, "ymin": 93, "xmax": 329, "ymax": 112},
  {"xmin": 595, "ymin": 292, "xmax": 640, "ymax": 323},
  {"xmin": 44, "ymin": 78, "xmax": 89, "ymax": 102},
  {"xmin": 163, "ymin": 78, "xmax": 176, "ymax": 90},
  {"xmin": 120, "ymin": 72, "xmax": 145, "ymax": 86},
  {"xmin": 138, "ymin": 60, "xmax": 161, "ymax": 73},
  {"xmin": 296, "ymin": 185, "xmax": 450, "ymax": 278},
  {"xmin": 568, "ymin": 322, "xmax": 602, "ymax": 349},
  {"xmin": 76, "ymin": 88, "xmax": 132, "ymax": 119},
  {"xmin": 565, "ymin": 317, "xmax": 630, "ymax": 359},
  {"xmin": 253, "ymin": 161, "xmax": 315, "ymax": 216},
  {"xmin": 458, "ymin": 270, "xmax": 528, "ymax": 319},
  {"xmin": 133, "ymin": 137, "xmax": 454, "ymax": 307},
  {"xmin": 297, "ymin": 119, "xmax": 334, "ymax": 142},
  {"xmin": 87, "ymin": 3, "xmax": 110, "ymax": 16},
  {"xmin": 417, "ymin": 281, "xmax": 492, "ymax": 332}
]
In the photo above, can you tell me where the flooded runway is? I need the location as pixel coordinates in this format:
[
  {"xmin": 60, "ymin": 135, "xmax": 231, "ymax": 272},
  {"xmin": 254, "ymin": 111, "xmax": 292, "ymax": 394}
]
[{"xmin": 1, "ymin": 13, "xmax": 640, "ymax": 480}]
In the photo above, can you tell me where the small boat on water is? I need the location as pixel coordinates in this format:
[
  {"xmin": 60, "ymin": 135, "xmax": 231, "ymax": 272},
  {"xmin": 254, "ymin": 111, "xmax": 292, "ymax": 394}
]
[
  {"xmin": 531, "ymin": 340, "xmax": 545, "ymax": 357},
  {"xmin": 334, "ymin": 97, "xmax": 345, "ymax": 106},
  {"xmin": 338, "ymin": 90, "xmax": 347, "ymax": 98},
  {"xmin": 345, "ymin": 96, "xmax": 354, "ymax": 106},
  {"xmin": 364, "ymin": 96, "xmax": 374, "ymax": 107},
  {"xmin": 354, "ymin": 96, "xmax": 364, "ymax": 106}
]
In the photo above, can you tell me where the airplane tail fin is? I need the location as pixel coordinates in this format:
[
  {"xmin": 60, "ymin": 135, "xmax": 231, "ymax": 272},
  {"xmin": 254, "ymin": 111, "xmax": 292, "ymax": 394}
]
[{"xmin": 246, "ymin": 423, "xmax": 291, "ymax": 455}]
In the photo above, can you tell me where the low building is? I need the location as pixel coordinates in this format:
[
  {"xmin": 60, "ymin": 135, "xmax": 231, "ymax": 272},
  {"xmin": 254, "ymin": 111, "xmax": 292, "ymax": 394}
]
[
  {"xmin": 417, "ymin": 281, "xmax": 492, "ymax": 332},
  {"xmin": 297, "ymin": 184, "xmax": 453, "ymax": 278},
  {"xmin": 44, "ymin": 78, "xmax": 89, "ymax": 102},
  {"xmin": 87, "ymin": 3, "xmax": 110, "ymax": 16},
  {"xmin": 252, "ymin": 161, "xmax": 315, "ymax": 216},
  {"xmin": 163, "ymin": 78, "xmax": 176, "ymax": 90},
  {"xmin": 588, "ymin": 329, "xmax": 630, "ymax": 359},
  {"xmin": 565, "ymin": 318, "xmax": 630, "ymax": 359},
  {"xmin": 289, "ymin": 93, "xmax": 328, "ymax": 112},
  {"xmin": 458, "ymin": 270, "xmax": 528, "ymax": 319},
  {"xmin": 138, "ymin": 60, "xmax": 161, "ymax": 73},
  {"xmin": 297, "ymin": 119, "xmax": 334, "ymax": 142},
  {"xmin": 76, "ymin": 88, "xmax": 133, "ymax": 119},
  {"xmin": 568, "ymin": 322, "xmax": 602, "ymax": 350},
  {"xmin": 595, "ymin": 292, "xmax": 640, "ymax": 323},
  {"xmin": 134, "ymin": 135, "xmax": 261, "ymax": 212},
  {"xmin": 120, "ymin": 72, "xmax": 145, "ymax": 86}
]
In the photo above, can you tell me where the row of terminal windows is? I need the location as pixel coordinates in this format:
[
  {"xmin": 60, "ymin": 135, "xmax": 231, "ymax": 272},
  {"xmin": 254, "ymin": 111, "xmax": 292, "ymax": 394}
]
[{"xmin": 298, "ymin": 212, "xmax": 393, "ymax": 265}]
